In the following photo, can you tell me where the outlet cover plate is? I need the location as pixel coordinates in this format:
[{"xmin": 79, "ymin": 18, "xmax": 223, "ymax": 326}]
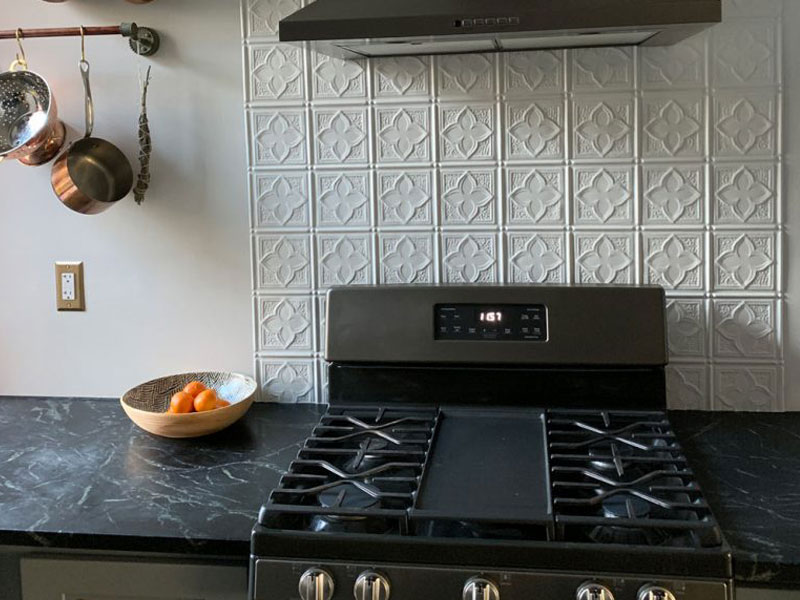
[{"xmin": 55, "ymin": 262, "xmax": 85, "ymax": 311}]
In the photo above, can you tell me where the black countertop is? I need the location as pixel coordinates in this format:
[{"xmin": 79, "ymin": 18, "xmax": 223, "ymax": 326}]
[
  {"xmin": 672, "ymin": 411, "xmax": 800, "ymax": 588},
  {"xmin": 0, "ymin": 398, "xmax": 798, "ymax": 587},
  {"xmin": 0, "ymin": 396, "xmax": 322, "ymax": 558}
]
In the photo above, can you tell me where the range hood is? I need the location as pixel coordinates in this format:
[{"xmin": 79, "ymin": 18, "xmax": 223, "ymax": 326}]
[{"xmin": 279, "ymin": 0, "xmax": 720, "ymax": 60}]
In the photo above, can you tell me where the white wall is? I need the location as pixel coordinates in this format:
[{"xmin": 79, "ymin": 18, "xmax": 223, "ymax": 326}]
[{"xmin": 0, "ymin": 0, "xmax": 252, "ymax": 397}]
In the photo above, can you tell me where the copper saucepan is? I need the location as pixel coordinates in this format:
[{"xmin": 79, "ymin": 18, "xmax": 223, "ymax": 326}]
[{"xmin": 51, "ymin": 53, "xmax": 133, "ymax": 214}]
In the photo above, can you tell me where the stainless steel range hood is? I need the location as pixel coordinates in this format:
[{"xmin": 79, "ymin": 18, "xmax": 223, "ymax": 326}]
[{"xmin": 279, "ymin": 0, "xmax": 720, "ymax": 60}]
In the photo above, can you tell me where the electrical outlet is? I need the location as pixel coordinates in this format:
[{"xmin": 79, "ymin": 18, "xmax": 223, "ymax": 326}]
[{"xmin": 55, "ymin": 262, "xmax": 85, "ymax": 311}]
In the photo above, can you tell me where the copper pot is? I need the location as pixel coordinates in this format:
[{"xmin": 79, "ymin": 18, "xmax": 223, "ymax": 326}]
[
  {"xmin": 51, "ymin": 59, "xmax": 133, "ymax": 214},
  {"xmin": 0, "ymin": 66, "xmax": 66, "ymax": 165}
]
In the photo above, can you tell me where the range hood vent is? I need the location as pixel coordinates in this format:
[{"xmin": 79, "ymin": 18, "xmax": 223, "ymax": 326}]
[{"xmin": 279, "ymin": 0, "xmax": 720, "ymax": 60}]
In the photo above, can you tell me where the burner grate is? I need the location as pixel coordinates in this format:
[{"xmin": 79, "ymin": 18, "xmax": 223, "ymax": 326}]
[
  {"xmin": 547, "ymin": 410, "xmax": 723, "ymax": 549},
  {"xmin": 260, "ymin": 405, "xmax": 439, "ymax": 535}
]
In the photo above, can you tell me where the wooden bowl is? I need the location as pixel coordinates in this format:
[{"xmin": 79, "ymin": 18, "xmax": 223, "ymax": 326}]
[{"xmin": 121, "ymin": 372, "xmax": 256, "ymax": 438}]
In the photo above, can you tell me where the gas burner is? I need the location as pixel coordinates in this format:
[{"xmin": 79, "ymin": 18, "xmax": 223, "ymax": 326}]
[
  {"xmin": 588, "ymin": 439, "xmax": 673, "ymax": 474},
  {"xmin": 601, "ymin": 493, "xmax": 653, "ymax": 520},
  {"xmin": 589, "ymin": 443, "xmax": 637, "ymax": 473},
  {"xmin": 343, "ymin": 437, "xmax": 391, "ymax": 473},
  {"xmin": 309, "ymin": 483, "xmax": 390, "ymax": 534},
  {"xmin": 319, "ymin": 482, "xmax": 380, "ymax": 512}
]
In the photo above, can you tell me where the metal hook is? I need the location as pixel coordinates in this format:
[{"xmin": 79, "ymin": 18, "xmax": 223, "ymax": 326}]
[
  {"xmin": 80, "ymin": 25, "xmax": 86, "ymax": 62},
  {"xmin": 14, "ymin": 28, "xmax": 27, "ymax": 70}
]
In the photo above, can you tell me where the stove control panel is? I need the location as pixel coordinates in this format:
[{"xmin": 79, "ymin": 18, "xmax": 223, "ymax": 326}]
[
  {"xmin": 435, "ymin": 304, "xmax": 547, "ymax": 341},
  {"xmin": 253, "ymin": 560, "xmax": 730, "ymax": 600}
]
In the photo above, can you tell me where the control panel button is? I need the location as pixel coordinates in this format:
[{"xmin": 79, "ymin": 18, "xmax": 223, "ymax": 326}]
[
  {"xmin": 637, "ymin": 585, "xmax": 676, "ymax": 600},
  {"xmin": 354, "ymin": 571, "xmax": 391, "ymax": 600},
  {"xmin": 298, "ymin": 568, "xmax": 334, "ymax": 600},
  {"xmin": 577, "ymin": 582, "xmax": 615, "ymax": 600}
]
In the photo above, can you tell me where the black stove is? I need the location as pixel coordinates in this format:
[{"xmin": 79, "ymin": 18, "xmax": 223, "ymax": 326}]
[{"xmin": 250, "ymin": 285, "xmax": 732, "ymax": 600}]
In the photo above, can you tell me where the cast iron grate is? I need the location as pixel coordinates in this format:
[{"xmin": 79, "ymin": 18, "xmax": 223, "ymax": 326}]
[
  {"xmin": 547, "ymin": 409, "xmax": 723, "ymax": 548},
  {"xmin": 259, "ymin": 405, "xmax": 439, "ymax": 535}
]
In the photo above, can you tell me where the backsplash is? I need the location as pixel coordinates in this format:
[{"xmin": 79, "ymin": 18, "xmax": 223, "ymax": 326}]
[{"xmin": 241, "ymin": 0, "xmax": 784, "ymax": 410}]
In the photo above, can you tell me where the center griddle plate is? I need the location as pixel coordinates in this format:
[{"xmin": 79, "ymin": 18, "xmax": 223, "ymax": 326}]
[{"xmin": 410, "ymin": 408, "xmax": 552, "ymax": 533}]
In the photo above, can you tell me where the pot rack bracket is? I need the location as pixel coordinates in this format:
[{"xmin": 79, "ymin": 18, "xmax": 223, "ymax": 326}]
[{"xmin": 0, "ymin": 23, "xmax": 160, "ymax": 57}]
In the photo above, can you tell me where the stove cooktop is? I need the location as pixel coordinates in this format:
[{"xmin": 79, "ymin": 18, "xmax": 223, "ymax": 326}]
[{"xmin": 254, "ymin": 405, "xmax": 728, "ymax": 578}]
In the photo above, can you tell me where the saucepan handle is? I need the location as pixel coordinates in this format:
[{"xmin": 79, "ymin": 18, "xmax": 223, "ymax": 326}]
[{"xmin": 80, "ymin": 59, "xmax": 94, "ymax": 139}]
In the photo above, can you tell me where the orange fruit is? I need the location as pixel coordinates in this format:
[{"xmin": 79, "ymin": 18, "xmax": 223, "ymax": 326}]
[
  {"xmin": 216, "ymin": 399, "xmax": 231, "ymax": 409},
  {"xmin": 193, "ymin": 389, "xmax": 218, "ymax": 412},
  {"xmin": 183, "ymin": 381, "xmax": 207, "ymax": 397},
  {"xmin": 170, "ymin": 391, "xmax": 195, "ymax": 414}
]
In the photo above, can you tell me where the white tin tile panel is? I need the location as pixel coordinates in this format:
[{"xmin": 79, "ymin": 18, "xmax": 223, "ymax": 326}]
[{"xmin": 242, "ymin": 0, "xmax": 785, "ymax": 410}]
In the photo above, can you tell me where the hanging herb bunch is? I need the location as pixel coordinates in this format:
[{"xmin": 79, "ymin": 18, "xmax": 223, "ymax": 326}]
[{"xmin": 134, "ymin": 65, "xmax": 152, "ymax": 205}]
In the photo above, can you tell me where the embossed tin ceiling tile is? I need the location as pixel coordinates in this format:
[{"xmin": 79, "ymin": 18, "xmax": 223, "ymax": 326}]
[
  {"xmin": 372, "ymin": 56, "xmax": 432, "ymax": 99},
  {"xmin": 504, "ymin": 166, "xmax": 566, "ymax": 227},
  {"xmin": 314, "ymin": 170, "xmax": 372, "ymax": 229},
  {"xmin": 256, "ymin": 295, "xmax": 315, "ymax": 354},
  {"xmin": 667, "ymin": 364, "xmax": 711, "ymax": 411},
  {"xmin": 641, "ymin": 165, "xmax": 705, "ymax": 227},
  {"xmin": 506, "ymin": 231, "xmax": 568, "ymax": 285},
  {"xmin": 251, "ymin": 170, "xmax": 311, "ymax": 230},
  {"xmin": 502, "ymin": 50, "xmax": 565, "ymax": 95},
  {"xmin": 247, "ymin": 43, "xmax": 306, "ymax": 103},
  {"xmin": 378, "ymin": 232, "xmax": 436, "ymax": 285},
  {"xmin": 257, "ymin": 358, "xmax": 317, "ymax": 404}
]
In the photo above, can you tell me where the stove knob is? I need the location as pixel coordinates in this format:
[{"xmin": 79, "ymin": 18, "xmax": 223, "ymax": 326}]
[
  {"xmin": 354, "ymin": 571, "xmax": 391, "ymax": 600},
  {"xmin": 637, "ymin": 585, "xmax": 676, "ymax": 600},
  {"xmin": 463, "ymin": 577, "xmax": 500, "ymax": 600},
  {"xmin": 576, "ymin": 582, "xmax": 615, "ymax": 600},
  {"xmin": 298, "ymin": 568, "xmax": 334, "ymax": 600}
]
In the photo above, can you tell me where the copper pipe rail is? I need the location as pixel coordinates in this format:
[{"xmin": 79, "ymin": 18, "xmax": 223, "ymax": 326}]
[
  {"xmin": 0, "ymin": 23, "xmax": 160, "ymax": 56},
  {"xmin": 0, "ymin": 25, "xmax": 122, "ymax": 39}
]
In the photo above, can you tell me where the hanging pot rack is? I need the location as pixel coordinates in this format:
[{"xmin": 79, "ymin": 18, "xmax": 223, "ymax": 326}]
[{"xmin": 0, "ymin": 23, "xmax": 160, "ymax": 56}]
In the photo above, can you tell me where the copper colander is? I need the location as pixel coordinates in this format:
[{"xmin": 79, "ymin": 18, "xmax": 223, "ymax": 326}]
[{"xmin": 0, "ymin": 68, "xmax": 65, "ymax": 165}]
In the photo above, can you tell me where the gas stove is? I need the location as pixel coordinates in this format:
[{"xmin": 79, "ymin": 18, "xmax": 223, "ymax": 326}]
[{"xmin": 250, "ymin": 285, "xmax": 732, "ymax": 600}]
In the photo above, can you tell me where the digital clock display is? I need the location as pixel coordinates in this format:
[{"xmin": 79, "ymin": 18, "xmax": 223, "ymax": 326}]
[
  {"xmin": 435, "ymin": 304, "xmax": 547, "ymax": 341},
  {"xmin": 479, "ymin": 310, "xmax": 503, "ymax": 323}
]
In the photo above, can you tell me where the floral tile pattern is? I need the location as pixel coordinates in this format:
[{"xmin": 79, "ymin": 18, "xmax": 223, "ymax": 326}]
[
  {"xmin": 242, "ymin": 0, "xmax": 785, "ymax": 409},
  {"xmin": 506, "ymin": 167, "xmax": 565, "ymax": 225},
  {"xmin": 644, "ymin": 233, "xmax": 705, "ymax": 291},
  {"xmin": 573, "ymin": 166, "xmax": 634, "ymax": 225},
  {"xmin": 642, "ymin": 165, "xmax": 705, "ymax": 225}
]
